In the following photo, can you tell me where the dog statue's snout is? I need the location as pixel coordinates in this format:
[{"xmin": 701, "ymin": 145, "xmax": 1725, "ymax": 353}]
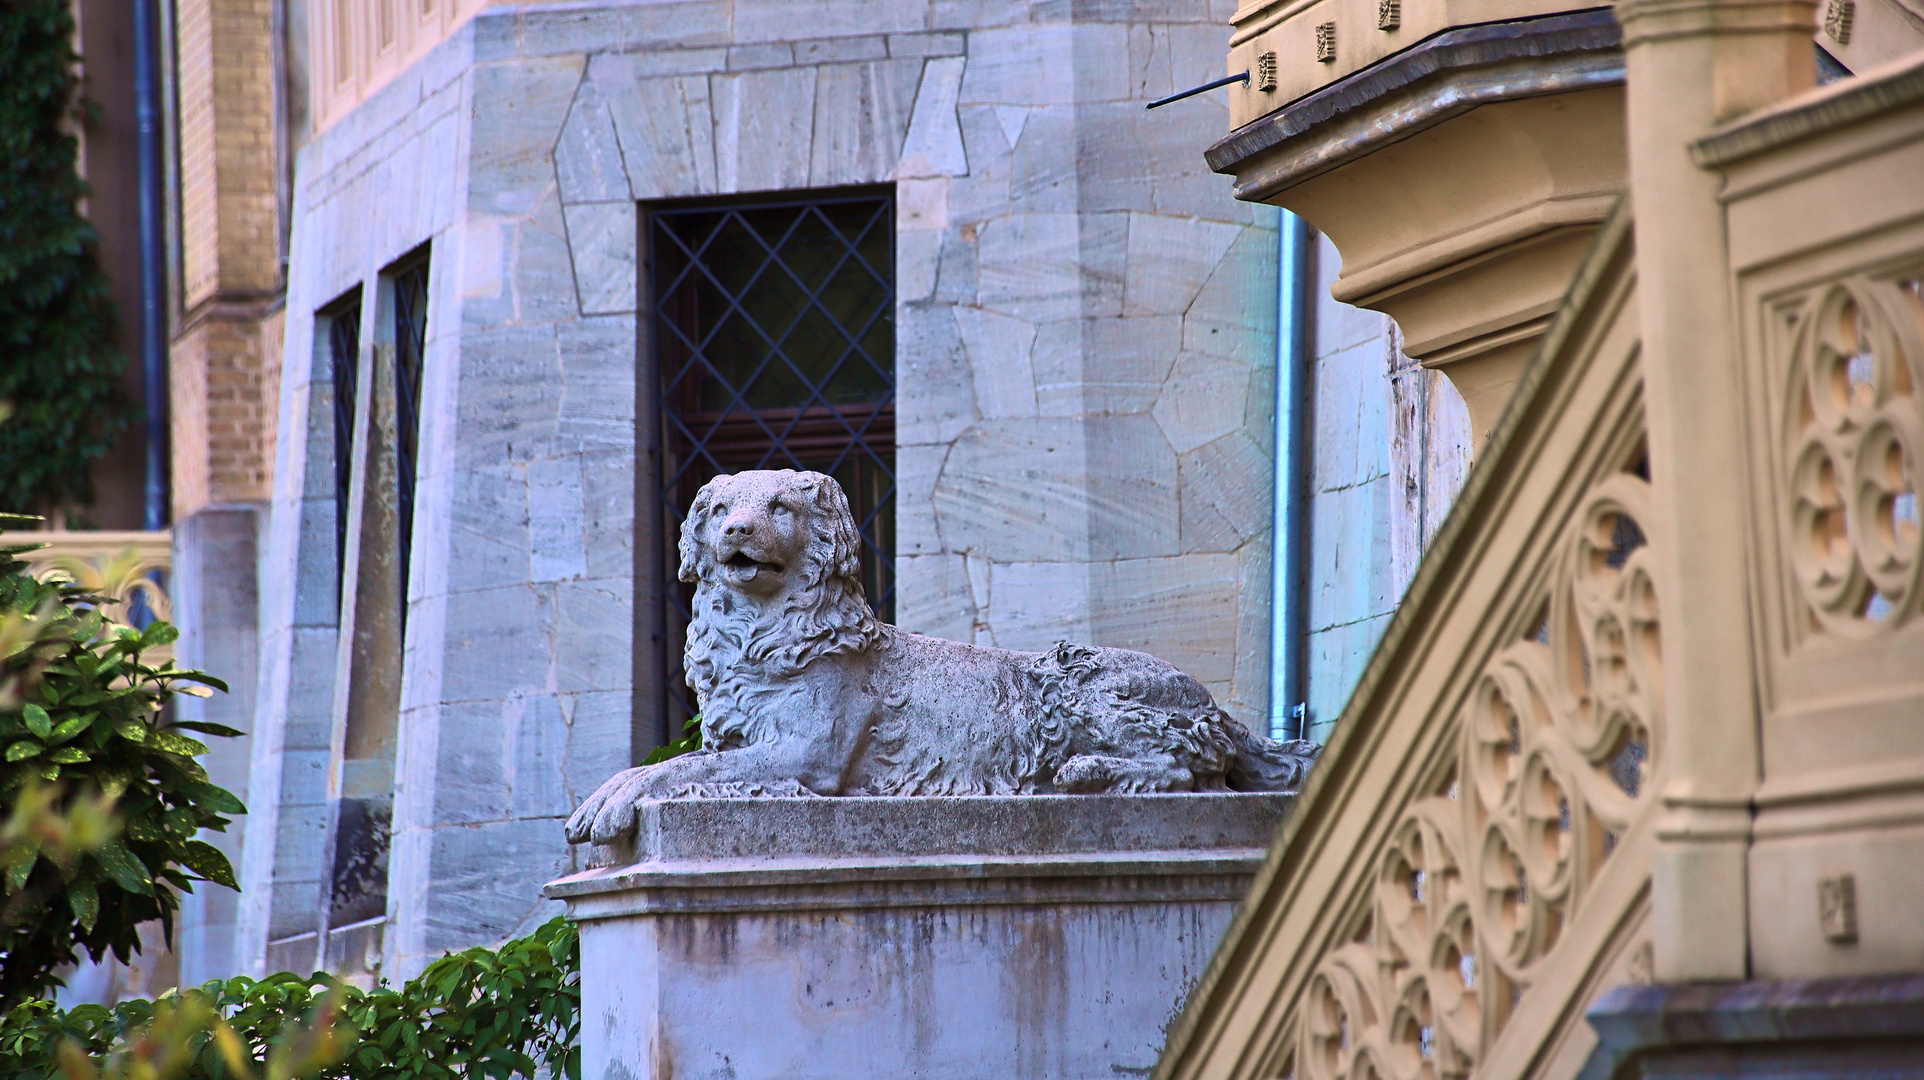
[{"xmin": 721, "ymin": 517, "xmax": 754, "ymax": 538}]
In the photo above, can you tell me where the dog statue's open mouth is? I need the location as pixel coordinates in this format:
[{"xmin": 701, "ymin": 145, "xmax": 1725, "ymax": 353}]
[{"xmin": 722, "ymin": 552, "xmax": 784, "ymax": 577}]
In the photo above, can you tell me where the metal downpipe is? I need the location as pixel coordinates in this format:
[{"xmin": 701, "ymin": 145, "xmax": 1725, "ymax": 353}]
[
  {"xmin": 1269, "ymin": 211, "xmax": 1314, "ymax": 743},
  {"xmin": 133, "ymin": 0, "xmax": 169, "ymax": 531}
]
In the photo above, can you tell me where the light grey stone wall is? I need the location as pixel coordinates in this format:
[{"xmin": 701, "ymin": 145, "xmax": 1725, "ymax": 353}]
[
  {"xmin": 172, "ymin": 507, "xmax": 263, "ymax": 987},
  {"xmin": 1300, "ymin": 234, "xmax": 1470, "ymax": 743},
  {"xmin": 248, "ymin": 0, "xmax": 1280, "ymax": 977}
]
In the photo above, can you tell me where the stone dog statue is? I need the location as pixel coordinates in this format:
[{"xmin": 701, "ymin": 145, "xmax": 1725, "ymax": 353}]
[{"xmin": 566, "ymin": 469, "xmax": 1319, "ymax": 849}]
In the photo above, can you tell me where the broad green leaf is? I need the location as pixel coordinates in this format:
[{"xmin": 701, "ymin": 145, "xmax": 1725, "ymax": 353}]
[
  {"xmin": 48, "ymin": 712, "xmax": 94, "ymax": 744},
  {"xmin": 3, "ymin": 840, "xmax": 38, "ymax": 891},
  {"xmin": 92, "ymin": 839, "xmax": 153, "ymax": 895},
  {"xmin": 5, "ymin": 739, "xmax": 42, "ymax": 761},
  {"xmin": 150, "ymin": 731, "xmax": 211, "ymax": 756},
  {"xmin": 141, "ymin": 621, "xmax": 179, "ymax": 647},
  {"xmin": 112, "ymin": 717, "xmax": 147, "ymax": 742},
  {"xmin": 169, "ymin": 720, "xmax": 243, "ymax": 738},
  {"xmin": 180, "ymin": 840, "xmax": 239, "ymax": 889},
  {"xmin": 68, "ymin": 877, "xmax": 99, "ymax": 932},
  {"xmin": 180, "ymin": 781, "xmax": 245, "ymax": 814},
  {"xmin": 22, "ymin": 703, "xmax": 50, "ymax": 739},
  {"xmin": 164, "ymin": 807, "xmax": 197, "ymax": 835},
  {"xmin": 173, "ymin": 670, "xmax": 231, "ymax": 693},
  {"xmin": 46, "ymin": 746, "xmax": 88, "ymax": 764}
]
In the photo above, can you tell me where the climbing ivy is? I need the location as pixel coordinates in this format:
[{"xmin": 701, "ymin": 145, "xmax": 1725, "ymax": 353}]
[{"xmin": 0, "ymin": 0, "xmax": 137, "ymax": 515}]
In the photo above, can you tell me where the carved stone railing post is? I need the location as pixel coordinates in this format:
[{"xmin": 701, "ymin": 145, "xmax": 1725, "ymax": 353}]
[{"xmin": 1614, "ymin": 0, "xmax": 1817, "ymax": 983}]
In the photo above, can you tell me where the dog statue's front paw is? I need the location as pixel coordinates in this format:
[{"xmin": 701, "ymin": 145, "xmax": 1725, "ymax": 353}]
[{"xmin": 566, "ymin": 765, "xmax": 659, "ymax": 845}]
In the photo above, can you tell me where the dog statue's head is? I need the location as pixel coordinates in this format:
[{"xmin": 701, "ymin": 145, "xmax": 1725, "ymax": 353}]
[{"xmin": 678, "ymin": 470, "xmax": 865, "ymax": 602}]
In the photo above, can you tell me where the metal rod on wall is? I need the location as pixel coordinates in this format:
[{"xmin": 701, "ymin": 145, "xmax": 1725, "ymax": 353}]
[{"xmin": 1270, "ymin": 211, "xmax": 1314, "ymax": 743}]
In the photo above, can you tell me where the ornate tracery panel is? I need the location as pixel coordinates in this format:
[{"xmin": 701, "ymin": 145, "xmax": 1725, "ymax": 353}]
[
  {"xmin": 1292, "ymin": 462, "xmax": 1662, "ymax": 1080},
  {"xmin": 1779, "ymin": 277, "xmax": 1923, "ymax": 637}
]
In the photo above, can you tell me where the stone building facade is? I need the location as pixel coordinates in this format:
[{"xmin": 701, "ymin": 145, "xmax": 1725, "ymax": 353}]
[
  {"xmin": 103, "ymin": 0, "xmax": 1472, "ymax": 988},
  {"xmin": 237, "ymin": 0, "xmax": 1289, "ymax": 982}
]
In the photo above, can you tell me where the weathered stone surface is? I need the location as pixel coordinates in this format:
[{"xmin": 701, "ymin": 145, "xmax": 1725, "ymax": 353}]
[
  {"xmin": 548, "ymin": 794, "xmax": 1290, "ymax": 1080},
  {"xmin": 1153, "ymin": 349, "xmax": 1257, "ymax": 455},
  {"xmin": 935, "ymin": 419, "xmax": 1091, "ymax": 562},
  {"xmin": 809, "ymin": 59, "xmax": 922, "ymax": 185},
  {"xmin": 1123, "ymin": 212, "xmax": 1242, "ymax": 316},
  {"xmin": 898, "ymin": 56, "xmax": 968, "ymax": 178},
  {"xmin": 713, "ymin": 67, "xmax": 818, "ymax": 192},
  {"xmin": 562, "ymin": 201, "xmax": 638, "ymax": 315},
  {"xmin": 595, "ymin": 64, "xmax": 717, "ymax": 199},
  {"xmin": 555, "ymin": 79, "xmax": 630, "ymax": 204},
  {"xmin": 955, "ymin": 306, "xmax": 1038, "ymax": 417},
  {"xmin": 1179, "ymin": 430, "xmax": 1272, "ymax": 553}
]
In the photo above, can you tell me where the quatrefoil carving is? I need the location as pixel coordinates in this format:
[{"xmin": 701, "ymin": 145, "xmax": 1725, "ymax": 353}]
[
  {"xmin": 1784, "ymin": 279, "xmax": 1924, "ymax": 635},
  {"xmin": 1292, "ymin": 471, "xmax": 1660, "ymax": 1080}
]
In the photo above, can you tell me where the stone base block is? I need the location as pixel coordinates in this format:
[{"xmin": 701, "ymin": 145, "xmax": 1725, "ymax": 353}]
[{"xmin": 545, "ymin": 794, "xmax": 1292, "ymax": 1080}]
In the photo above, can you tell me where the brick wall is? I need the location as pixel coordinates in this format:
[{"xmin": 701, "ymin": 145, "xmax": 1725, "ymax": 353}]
[{"xmin": 171, "ymin": 0, "xmax": 284, "ymax": 518}]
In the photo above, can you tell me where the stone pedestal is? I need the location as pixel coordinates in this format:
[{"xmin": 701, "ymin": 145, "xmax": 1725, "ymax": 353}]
[{"xmin": 545, "ymin": 794, "xmax": 1291, "ymax": 1080}]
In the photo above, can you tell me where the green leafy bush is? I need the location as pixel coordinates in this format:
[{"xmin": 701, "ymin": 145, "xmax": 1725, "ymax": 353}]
[
  {"xmin": 0, "ymin": 518, "xmax": 244, "ymax": 1007},
  {"xmin": 0, "ymin": 916, "xmax": 582, "ymax": 1080},
  {"xmin": 0, "ymin": 0, "xmax": 138, "ymax": 514}
]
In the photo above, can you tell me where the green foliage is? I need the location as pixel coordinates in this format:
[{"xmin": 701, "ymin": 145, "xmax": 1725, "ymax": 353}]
[
  {"xmin": 0, "ymin": 0, "xmax": 137, "ymax": 513},
  {"xmin": 0, "ymin": 917, "xmax": 581, "ymax": 1080},
  {"xmin": 640, "ymin": 715, "xmax": 702, "ymax": 766},
  {"xmin": 0, "ymin": 517, "xmax": 244, "ymax": 1008}
]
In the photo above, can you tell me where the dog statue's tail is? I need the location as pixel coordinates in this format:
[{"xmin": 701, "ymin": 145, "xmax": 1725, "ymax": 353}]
[{"xmin": 1223, "ymin": 720, "xmax": 1320, "ymax": 792}]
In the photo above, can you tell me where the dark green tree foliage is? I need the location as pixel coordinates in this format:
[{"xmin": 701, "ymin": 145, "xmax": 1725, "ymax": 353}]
[
  {"xmin": 0, "ymin": 917, "xmax": 583, "ymax": 1080},
  {"xmin": 0, "ymin": 0, "xmax": 136, "ymax": 513},
  {"xmin": 0, "ymin": 517, "xmax": 244, "ymax": 1008}
]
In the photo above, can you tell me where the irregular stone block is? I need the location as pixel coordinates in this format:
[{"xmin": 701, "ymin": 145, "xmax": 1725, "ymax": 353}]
[
  {"xmin": 556, "ymin": 78, "xmax": 631, "ymax": 204},
  {"xmin": 892, "ymin": 551, "xmax": 978, "ymax": 641},
  {"xmin": 595, "ymin": 62, "xmax": 718, "ymax": 199},
  {"xmin": 1123, "ymin": 212, "xmax": 1241, "ymax": 317},
  {"xmin": 563, "ymin": 201, "xmax": 639, "ymax": 315},
  {"xmin": 1089, "ymin": 553, "xmax": 1240, "ymax": 685},
  {"xmin": 934, "ymin": 418, "xmax": 1090, "ymax": 562},
  {"xmin": 810, "ymin": 59, "xmax": 923, "ymax": 187},
  {"xmin": 1153, "ymin": 349, "xmax": 1256, "ymax": 455},
  {"xmin": 1179, "ymin": 430, "xmax": 1271, "ymax": 554},
  {"xmin": 955, "ymin": 306, "xmax": 1038, "ymax": 418},
  {"xmin": 714, "ymin": 67, "xmax": 818, "ymax": 192},
  {"xmin": 897, "ymin": 56, "xmax": 968, "ymax": 179}
]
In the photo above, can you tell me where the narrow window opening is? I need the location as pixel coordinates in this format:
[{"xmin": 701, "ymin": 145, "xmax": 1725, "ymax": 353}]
[{"xmin": 647, "ymin": 189, "xmax": 896, "ymax": 741}]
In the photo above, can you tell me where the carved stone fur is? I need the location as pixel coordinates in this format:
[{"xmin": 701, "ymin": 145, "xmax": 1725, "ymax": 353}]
[{"xmin": 566, "ymin": 470, "xmax": 1319, "ymax": 848}]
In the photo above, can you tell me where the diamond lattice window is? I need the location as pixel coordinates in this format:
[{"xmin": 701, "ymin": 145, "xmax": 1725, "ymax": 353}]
[{"xmin": 652, "ymin": 190, "xmax": 896, "ymax": 724}]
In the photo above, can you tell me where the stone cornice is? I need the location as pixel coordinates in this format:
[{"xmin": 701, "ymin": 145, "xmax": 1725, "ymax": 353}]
[
  {"xmin": 1693, "ymin": 48, "xmax": 1924, "ymax": 165},
  {"xmin": 1205, "ymin": 9, "xmax": 1622, "ymax": 201}
]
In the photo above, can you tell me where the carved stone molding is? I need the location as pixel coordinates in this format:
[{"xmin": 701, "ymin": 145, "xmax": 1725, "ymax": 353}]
[
  {"xmin": 1208, "ymin": 11, "xmax": 1628, "ymax": 449},
  {"xmin": 1293, "ymin": 467, "xmax": 1660, "ymax": 1080},
  {"xmin": 23, "ymin": 531, "xmax": 176, "ymax": 666}
]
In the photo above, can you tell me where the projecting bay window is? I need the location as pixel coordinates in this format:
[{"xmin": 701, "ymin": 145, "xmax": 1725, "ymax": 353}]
[{"xmin": 643, "ymin": 189, "xmax": 897, "ymax": 742}]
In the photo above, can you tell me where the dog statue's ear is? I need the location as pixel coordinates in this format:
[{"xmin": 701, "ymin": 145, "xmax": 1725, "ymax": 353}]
[
  {"xmin": 807, "ymin": 475, "xmax": 863, "ymax": 583},
  {"xmin": 678, "ymin": 485, "xmax": 715, "ymax": 583}
]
